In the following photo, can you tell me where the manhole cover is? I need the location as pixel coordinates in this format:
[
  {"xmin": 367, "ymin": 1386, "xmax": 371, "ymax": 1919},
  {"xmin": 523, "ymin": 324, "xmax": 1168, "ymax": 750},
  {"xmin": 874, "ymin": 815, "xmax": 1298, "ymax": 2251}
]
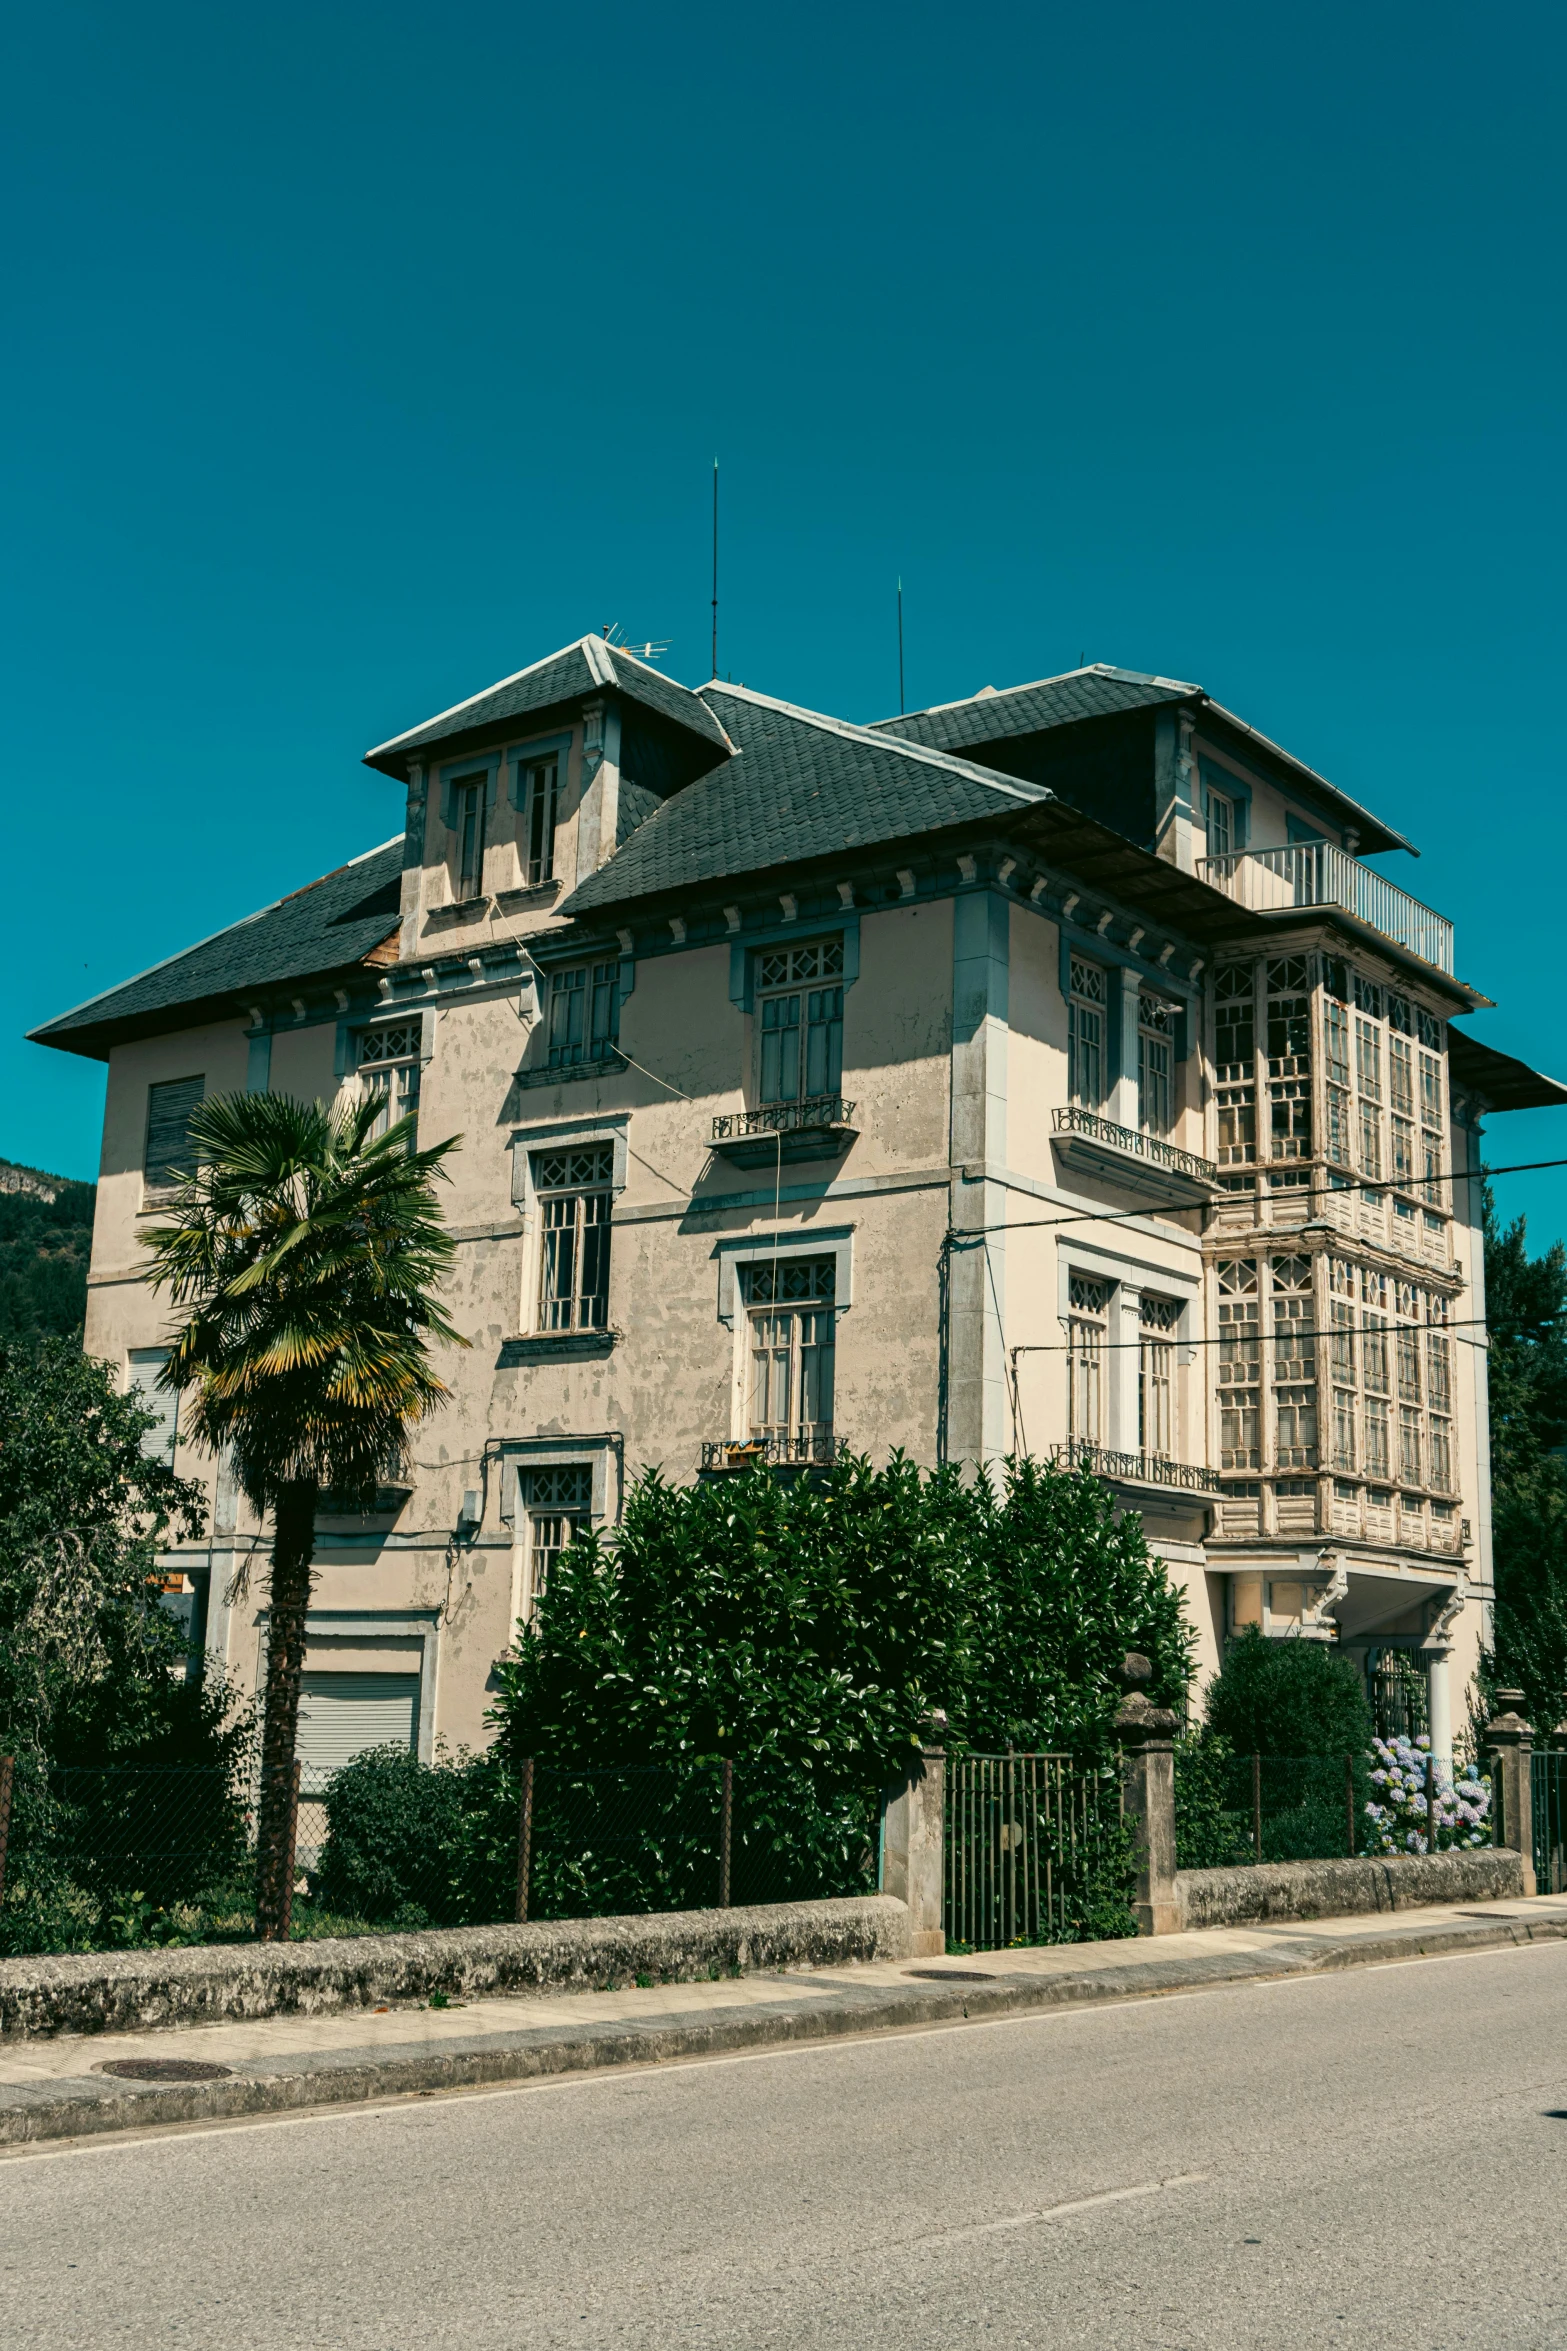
[
  {"xmin": 904, "ymin": 1967, "xmax": 995, "ymax": 1981},
  {"xmin": 96, "ymin": 2058, "xmax": 233, "ymax": 2083}
]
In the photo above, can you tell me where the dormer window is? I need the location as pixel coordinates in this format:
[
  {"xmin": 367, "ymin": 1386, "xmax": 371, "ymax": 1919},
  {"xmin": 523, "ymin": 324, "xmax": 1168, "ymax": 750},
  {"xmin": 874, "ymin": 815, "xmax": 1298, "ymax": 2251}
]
[
  {"xmin": 452, "ymin": 772, "xmax": 486, "ymax": 900},
  {"xmin": 520, "ymin": 754, "xmax": 559, "ymax": 888}
]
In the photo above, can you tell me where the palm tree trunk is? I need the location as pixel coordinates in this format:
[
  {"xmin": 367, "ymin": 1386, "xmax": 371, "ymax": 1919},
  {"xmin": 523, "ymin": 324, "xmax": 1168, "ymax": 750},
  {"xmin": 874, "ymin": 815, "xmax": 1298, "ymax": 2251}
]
[{"xmin": 254, "ymin": 1479, "xmax": 318, "ymax": 1940}]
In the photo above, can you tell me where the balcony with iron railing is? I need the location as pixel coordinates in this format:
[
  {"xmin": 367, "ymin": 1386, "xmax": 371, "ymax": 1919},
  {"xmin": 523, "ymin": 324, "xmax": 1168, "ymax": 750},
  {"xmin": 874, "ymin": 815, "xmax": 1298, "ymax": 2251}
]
[
  {"xmin": 1051, "ymin": 1105, "xmax": 1220, "ymax": 1207},
  {"xmin": 1050, "ymin": 1439, "xmax": 1222, "ymax": 1495},
  {"xmin": 700, "ymin": 1435, "xmax": 844, "ymax": 1473},
  {"xmin": 710, "ymin": 1094, "xmax": 858, "ymax": 1168},
  {"xmin": 1197, "ymin": 842, "xmax": 1454, "ymax": 974}
]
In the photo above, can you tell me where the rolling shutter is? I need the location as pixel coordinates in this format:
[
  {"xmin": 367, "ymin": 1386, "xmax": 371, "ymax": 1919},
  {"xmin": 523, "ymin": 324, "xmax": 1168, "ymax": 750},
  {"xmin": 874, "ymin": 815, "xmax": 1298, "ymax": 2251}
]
[
  {"xmin": 295, "ymin": 1671, "xmax": 420, "ymax": 1784},
  {"xmin": 145, "ymin": 1076, "xmax": 205, "ymax": 1190},
  {"xmin": 127, "ymin": 1348, "xmax": 178, "ymax": 1463}
]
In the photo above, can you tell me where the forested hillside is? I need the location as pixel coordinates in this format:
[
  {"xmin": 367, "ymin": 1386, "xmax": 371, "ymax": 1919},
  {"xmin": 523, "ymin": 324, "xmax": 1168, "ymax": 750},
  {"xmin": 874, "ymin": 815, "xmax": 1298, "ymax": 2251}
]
[{"xmin": 0, "ymin": 1160, "xmax": 95, "ymax": 1339}]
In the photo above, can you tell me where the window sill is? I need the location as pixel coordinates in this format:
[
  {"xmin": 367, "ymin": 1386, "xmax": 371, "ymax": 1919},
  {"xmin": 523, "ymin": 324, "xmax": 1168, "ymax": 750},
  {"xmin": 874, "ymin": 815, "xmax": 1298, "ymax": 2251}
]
[
  {"xmin": 497, "ymin": 1328, "xmax": 620, "ymax": 1366},
  {"xmin": 495, "ymin": 879, "xmax": 563, "ymax": 915},
  {"xmin": 515, "ymin": 1050, "xmax": 628, "ymax": 1092},
  {"xmin": 423, "ymin": 895, "xmax": 490, "ymax": 930}
]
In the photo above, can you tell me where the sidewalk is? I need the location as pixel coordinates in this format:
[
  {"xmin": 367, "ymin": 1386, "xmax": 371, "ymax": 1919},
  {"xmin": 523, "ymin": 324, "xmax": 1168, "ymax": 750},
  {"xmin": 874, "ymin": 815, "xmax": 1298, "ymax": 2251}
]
[{"xmin": 6, "ymin": 1893, "xmax": 1567, "ymax": 2150}]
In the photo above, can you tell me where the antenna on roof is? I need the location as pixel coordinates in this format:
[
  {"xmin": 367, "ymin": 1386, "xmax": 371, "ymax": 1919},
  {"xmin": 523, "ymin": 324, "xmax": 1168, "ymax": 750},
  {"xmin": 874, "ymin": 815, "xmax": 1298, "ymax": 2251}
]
[
  {"xmin": 601, "ymin": 622, "xmax": 670, "ymax": 665},
  {"xmin": 711, "ymin": 458, "xmax": 719, "ymax": 680},
  {"xmin": 897, "ymin": 577, "xmax": 905, "ymax": 714}
]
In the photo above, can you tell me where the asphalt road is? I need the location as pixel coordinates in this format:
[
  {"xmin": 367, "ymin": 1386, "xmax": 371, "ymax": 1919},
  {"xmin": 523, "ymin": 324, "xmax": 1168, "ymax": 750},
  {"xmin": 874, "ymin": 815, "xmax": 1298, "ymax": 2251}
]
[{"xmin": 7, "ymin": 1938, "xmax": 1567, "ymax": 2350}]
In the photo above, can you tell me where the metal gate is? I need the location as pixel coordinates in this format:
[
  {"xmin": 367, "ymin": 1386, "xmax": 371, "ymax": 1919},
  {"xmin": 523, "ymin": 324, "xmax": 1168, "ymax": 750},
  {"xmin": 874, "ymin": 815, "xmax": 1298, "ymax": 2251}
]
[
  {"xmin": 1533, "ymin": 1750, "xmax": 1567, "ymax": 1894},
  {"xmin": 944, "ymin": 1751, "xmax": 1120, "ymax": 1950}
]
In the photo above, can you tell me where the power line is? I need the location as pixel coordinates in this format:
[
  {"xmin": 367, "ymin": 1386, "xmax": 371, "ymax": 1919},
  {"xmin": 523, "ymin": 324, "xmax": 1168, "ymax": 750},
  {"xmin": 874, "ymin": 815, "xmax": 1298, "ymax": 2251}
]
[
  {"xmin": 944, "ymin": 1154, "xmax": 1567, "ymax": 1248},
  {"xmin": 1010, "ymin": 1310, "xmax": 1493, "ymax": 1358}
]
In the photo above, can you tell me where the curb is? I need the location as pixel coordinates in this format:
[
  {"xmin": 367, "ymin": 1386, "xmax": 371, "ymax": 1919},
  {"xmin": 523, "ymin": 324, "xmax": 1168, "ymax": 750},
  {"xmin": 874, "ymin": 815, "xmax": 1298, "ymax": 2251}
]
[{"xmin": 5, "ymin": 1906, "xmax": 1565, "ymax": 2150}]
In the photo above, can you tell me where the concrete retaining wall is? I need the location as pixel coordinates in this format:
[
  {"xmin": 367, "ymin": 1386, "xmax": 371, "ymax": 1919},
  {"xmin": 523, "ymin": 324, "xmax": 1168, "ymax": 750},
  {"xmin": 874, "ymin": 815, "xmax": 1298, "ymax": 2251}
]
[
  {"xmin": 1177, "ymin": 1846, "xmax": 1525, "ymax": 1930},
  {"xmin": 0, "ymin": 1896, "xmax": 912, "ymax": 2042}
]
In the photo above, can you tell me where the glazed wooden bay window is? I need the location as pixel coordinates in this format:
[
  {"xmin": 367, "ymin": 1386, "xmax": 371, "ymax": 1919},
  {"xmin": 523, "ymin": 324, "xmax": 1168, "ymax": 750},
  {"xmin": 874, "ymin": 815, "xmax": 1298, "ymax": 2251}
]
[
  {"xmin": 1270, "ymin": 1254, "xmax": 1318, "ymax": 1470},
  {"xmin": 358, "ymin": 1023, "xmax": 422, "ymax": 1142},
  {"xmin": 1213, "ymin": 964, "xmax": 1256, "ymax": 1181},
  {"xmin": 535, "ymin": 1145, "xmax": 613, "ymax": 1332},
  {"xmin": 757, "ymin": 940, "xmax": 843, "ymax": 1106},
  {"xmin": 1266, "ymin": 958, "xmax": 1313, "ymax": 1173},
  {"xmin": 1216, "ymin": 1259, "xmax": 1261, "ymax": 1469},
  {"xmin": 743, "ymin": 1258, "xmax": 836, "ymax": 1452},
  {"xmin": 1322, "ymin": 1254, "xmax": 1457, "ymax": 1502},
  {"xmin": 547, "ymin": 961, "xmax": 620, "ymax": 1068},
  {"xmin": 1068, "ymin": 960, "xmax": 1106, "ymax": 1111}
]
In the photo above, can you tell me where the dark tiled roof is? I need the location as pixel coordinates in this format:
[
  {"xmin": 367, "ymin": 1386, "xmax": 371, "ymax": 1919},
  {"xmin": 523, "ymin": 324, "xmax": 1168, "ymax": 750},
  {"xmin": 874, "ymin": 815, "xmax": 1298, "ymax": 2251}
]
[
  {"xmin": 31, "ymin": 841, "xmax": 404, "ymax": 1060},
  {"xmin": 872, "ymin": 665, "xmax": 1195, "ymax": 754},
  {"xmin": 364, "ymin": 638, "xmax": 731, "ymax": 775},
  {"xmin": 559, "ymin": 685, "xmax": 1051, "ymax": 918}
]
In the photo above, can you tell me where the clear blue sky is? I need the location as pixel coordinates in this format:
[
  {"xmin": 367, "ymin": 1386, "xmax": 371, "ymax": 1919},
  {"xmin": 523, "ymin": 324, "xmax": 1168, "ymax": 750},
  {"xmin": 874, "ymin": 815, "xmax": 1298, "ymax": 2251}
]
[{"xmin": 7, "ymin": 1, "xmax": 1565, "ymax": 1243}]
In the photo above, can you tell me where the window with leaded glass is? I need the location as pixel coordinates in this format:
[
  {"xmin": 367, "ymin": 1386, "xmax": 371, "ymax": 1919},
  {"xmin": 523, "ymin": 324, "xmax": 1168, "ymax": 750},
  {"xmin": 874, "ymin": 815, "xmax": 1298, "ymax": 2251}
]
[
  {"xmin": 756, "ymin": 940, "xmax": 844, "ymax": 1105},
  {"xmin": 1214, "ymin": 965, "xmax": 1256, "ymax": 1167},
  {"xmin": 548, "ymin": 961, "xmax": 620, "ymax": 1068},
  {"xmin": 1137, "ymin": 994, "xmax": 1176, "ymax": 1136},
  {"xmin": 520, "ymin": 1463, "xmax": 592, "ymax": 1606},
  {"xmin": 1067, "ymin": 1274, "xmax": 1108, "ymax": 1444},
  {"xmin": 743, "ymin": 1258, "xmax": 836, "ymax": 1445},
  {"xmin": 534, "ymin": 1145, "xmax": 613, "ymax": 1331},
  {"xmin": 451, "ymin": 772, "xmax": 487, "ymax": 901},
  {"xmin": 1139, "ymin": 1294, "xmax": 1179, "ymax": 1458},
  {"xmin": 1399, "ymin": 1405, "xmax": 1423, "ymax": 1487},
  {"xmin": 1217, "ymin": 1259, "xmax": 1260, "ymax": 1470},
  {"xmin": 1271, "ymin": 1255, "xmax": 1317, "ymax": 1469},
  {"xmin": 358, "ymin": 1025, "xmax": 422, "ymax": 1144},
  {"xmin": 1068, "ymin": 959, "xmax": 1106, "ymax": 1111},
  {"xmin": 519, "ymin": 754, "xmax": 559, "ymax": 887}
]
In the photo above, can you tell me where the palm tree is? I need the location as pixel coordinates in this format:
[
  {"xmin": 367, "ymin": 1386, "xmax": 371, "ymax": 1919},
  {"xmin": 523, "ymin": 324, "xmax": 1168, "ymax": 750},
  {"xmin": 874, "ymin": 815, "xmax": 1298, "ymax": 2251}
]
[{"xmin": 142, "ymin": 1090, "xmax": 463, "ymax": 1939}]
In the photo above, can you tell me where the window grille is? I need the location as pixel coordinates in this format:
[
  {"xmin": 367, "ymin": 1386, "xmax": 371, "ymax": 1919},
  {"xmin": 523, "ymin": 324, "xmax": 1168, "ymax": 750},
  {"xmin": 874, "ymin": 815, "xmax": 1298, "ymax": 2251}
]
[
  {"xmin": 1139, "ymin": 1294, "xmax": 1180, "ymax": 1458},
  {"xmin": 535, "ymin": 1144, "xmax": 613, "ymax": 1332},
  {"xmin": 452, "ymin": 773, "xmax": 486, "ymax": 900},
  {"xmin": 144, "ymin": 1076, "xmax": 204, "ymax": 1193},
  {"xmin": 1068, "ymin": 960, "xmax": 1106, "ymax": 1110},
  {"xmin": 521, "ymin": 1463, "xmax": 592, "ymax": 1602},
  {"xmin": 520, "ymin": 755, "xmax": 559, "ymax": 887},
  {"xmin": 1137, "ymin": 993, "xmax": 1176, "ymax": 1136},
  {"xmin": 743, "ymin": 1258, "xmax": 836, "ymax": 1443},
  {"xmin": 359, "ymin": 1024, "xmax": 422, "ymax": 1142},
  {"xmin": 1066, "ymin": 1274, "xmax": 1109, "ymax": 1445},
  {"xmin": 548, "ymin": 961, "xmax": 621, "ymax": 1068},
  {"xmin": 1217, "ymin": 1260, "xmax": 1260, "ymax": 1469}
]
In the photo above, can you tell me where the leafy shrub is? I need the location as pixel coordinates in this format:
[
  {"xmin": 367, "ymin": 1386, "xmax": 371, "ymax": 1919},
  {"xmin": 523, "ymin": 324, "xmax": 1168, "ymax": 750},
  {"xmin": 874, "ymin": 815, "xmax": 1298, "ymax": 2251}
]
[
  {"xmin": 1203, "ymin": 1627, "xmax": 1373, "ymax": 1758},
  {"xmin": 309, "ymin": 1746, "xmax": 473, "ymax": 1927}
]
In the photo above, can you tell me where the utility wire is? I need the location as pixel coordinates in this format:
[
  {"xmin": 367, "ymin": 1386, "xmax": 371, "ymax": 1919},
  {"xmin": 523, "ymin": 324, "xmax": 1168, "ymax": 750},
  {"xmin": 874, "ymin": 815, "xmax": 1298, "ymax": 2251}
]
[{"xmin": 1010, "ymin": 1310, "xmax": 1494, "ymax": 1357}]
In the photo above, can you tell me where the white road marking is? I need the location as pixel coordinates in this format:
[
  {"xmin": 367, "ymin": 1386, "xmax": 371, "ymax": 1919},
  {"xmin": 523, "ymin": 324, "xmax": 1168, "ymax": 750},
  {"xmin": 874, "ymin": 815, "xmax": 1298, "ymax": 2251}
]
[{"xmin": 914, "ymin": 2172, "xmax": 1210, "ymax": 2249}]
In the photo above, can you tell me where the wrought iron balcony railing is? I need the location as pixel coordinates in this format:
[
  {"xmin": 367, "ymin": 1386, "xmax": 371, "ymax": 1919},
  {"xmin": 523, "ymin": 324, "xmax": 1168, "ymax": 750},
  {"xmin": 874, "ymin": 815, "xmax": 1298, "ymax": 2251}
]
[
  {"xmin": 709, "ymin": 1095, "xmax": 858, "ymax": 1167},
  {"xmin": 712, "ymin": 1095, "xmax": 856, "ymax": 1145},
  {"xmin": 1052, "ymin": 1105, "xmax": 1219, "ymax": 1191},
  {"xmin": 701, "ymin": 1434, "xmax": 843, "ymax": 1470},
  {"xmin": 1050, "ymin": 1439, "xmax": 1222, "ymax": 1494},
  {"xmin": 1197, "ymin": 842, "xmax": 1454, "ymax": 975}
]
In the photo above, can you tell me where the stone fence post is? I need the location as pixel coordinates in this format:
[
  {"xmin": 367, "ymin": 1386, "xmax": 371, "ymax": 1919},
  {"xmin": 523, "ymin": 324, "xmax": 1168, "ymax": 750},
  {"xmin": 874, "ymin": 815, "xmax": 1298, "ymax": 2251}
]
[
  {"xmin": 1116, "ymin": 1655, "xmax": 1180, "ymax": 1937},
  {"xmin": 882, "ymin": 1743, "xmax": 946, "ymax": 1957},
  {"xmin": 1486, "ymin": 1691, "xmax": 1536, "ymax": 1898}
]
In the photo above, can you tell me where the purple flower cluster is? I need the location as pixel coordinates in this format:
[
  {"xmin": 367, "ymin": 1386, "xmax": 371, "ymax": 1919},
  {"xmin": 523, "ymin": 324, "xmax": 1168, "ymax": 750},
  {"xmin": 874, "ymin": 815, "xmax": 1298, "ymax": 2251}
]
[{"xmin": 1364, "ymin": 1733, "xmax": 1491, "ymax": 1857}]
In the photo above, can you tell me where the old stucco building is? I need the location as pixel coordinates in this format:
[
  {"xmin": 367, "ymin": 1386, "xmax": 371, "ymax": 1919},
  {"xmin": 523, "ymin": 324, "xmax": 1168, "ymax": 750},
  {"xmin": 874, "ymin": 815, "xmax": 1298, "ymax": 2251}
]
[{"xmin": 32, "ymin": 641, "xmax": 1565, "ymax": 1774}]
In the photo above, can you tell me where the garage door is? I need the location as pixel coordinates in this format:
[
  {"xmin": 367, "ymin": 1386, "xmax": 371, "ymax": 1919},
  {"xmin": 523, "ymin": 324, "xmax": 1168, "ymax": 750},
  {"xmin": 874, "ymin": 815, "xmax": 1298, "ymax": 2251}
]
[{"xmin": 296, "ymin": 1671, "xmax": 421, "ymax": 1786}]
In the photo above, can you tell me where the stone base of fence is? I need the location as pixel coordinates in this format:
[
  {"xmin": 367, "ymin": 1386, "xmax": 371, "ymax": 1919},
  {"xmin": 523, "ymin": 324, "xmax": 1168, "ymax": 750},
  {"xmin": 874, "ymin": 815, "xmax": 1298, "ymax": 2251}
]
[
  {"xmin": 0, "ymin": 1895, "xmax": 912, "ymax": 2043},
  {"xmin": 1177, "ymin": 1847, "xmax": 1526, "ymax": 1932}
]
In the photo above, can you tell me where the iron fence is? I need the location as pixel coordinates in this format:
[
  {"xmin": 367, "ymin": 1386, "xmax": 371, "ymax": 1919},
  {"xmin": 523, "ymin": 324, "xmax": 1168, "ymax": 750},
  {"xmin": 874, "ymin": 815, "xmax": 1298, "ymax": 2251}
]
[
  {"xmin": 1533, "ymin": 1750, "xmax": 1567, "ymax": 1895},
  {"xmin": 944, "ymin": 1752, "xmax": 1128, "ymax": 1950},
  {"xmin": 0, "ymin": 1749, "xmax": 881, "ymax": 1954},
  {"xmin": 1175, "ymin": 1750, "xmax": 1368, "ymax": 1868}
]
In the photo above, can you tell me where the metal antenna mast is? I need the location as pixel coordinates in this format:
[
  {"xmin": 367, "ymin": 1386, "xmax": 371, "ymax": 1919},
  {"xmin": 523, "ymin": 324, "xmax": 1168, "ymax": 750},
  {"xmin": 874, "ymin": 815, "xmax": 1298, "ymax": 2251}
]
[
  {"xmin": 711, "ymin": 458, "xmax": 719, "ymax": 679},
  {"xmin": 897, "ymin": 577, "xmax": 905, "ymax": 714}
]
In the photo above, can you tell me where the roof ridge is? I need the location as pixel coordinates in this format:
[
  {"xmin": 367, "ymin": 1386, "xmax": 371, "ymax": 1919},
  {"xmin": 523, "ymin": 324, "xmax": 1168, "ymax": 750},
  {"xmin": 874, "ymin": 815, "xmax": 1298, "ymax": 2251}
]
[
  {"xmin": 364, "ymin": 639, "xmax": 600, "ymax": 761},
  {"xmin": 35, "ymin": 838, "xmax": 403, "ymax": 1032},
  {"xmin": 880, "ymin": 662, "xmax": 1199, "ymax": 726},
  {"xmin": 581, "ymin": 633, "xmax": 617, "ymax": 687},
  {"xmin": 697, "ymin": 681, "xmax": 1049, "ymax": 806}
]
